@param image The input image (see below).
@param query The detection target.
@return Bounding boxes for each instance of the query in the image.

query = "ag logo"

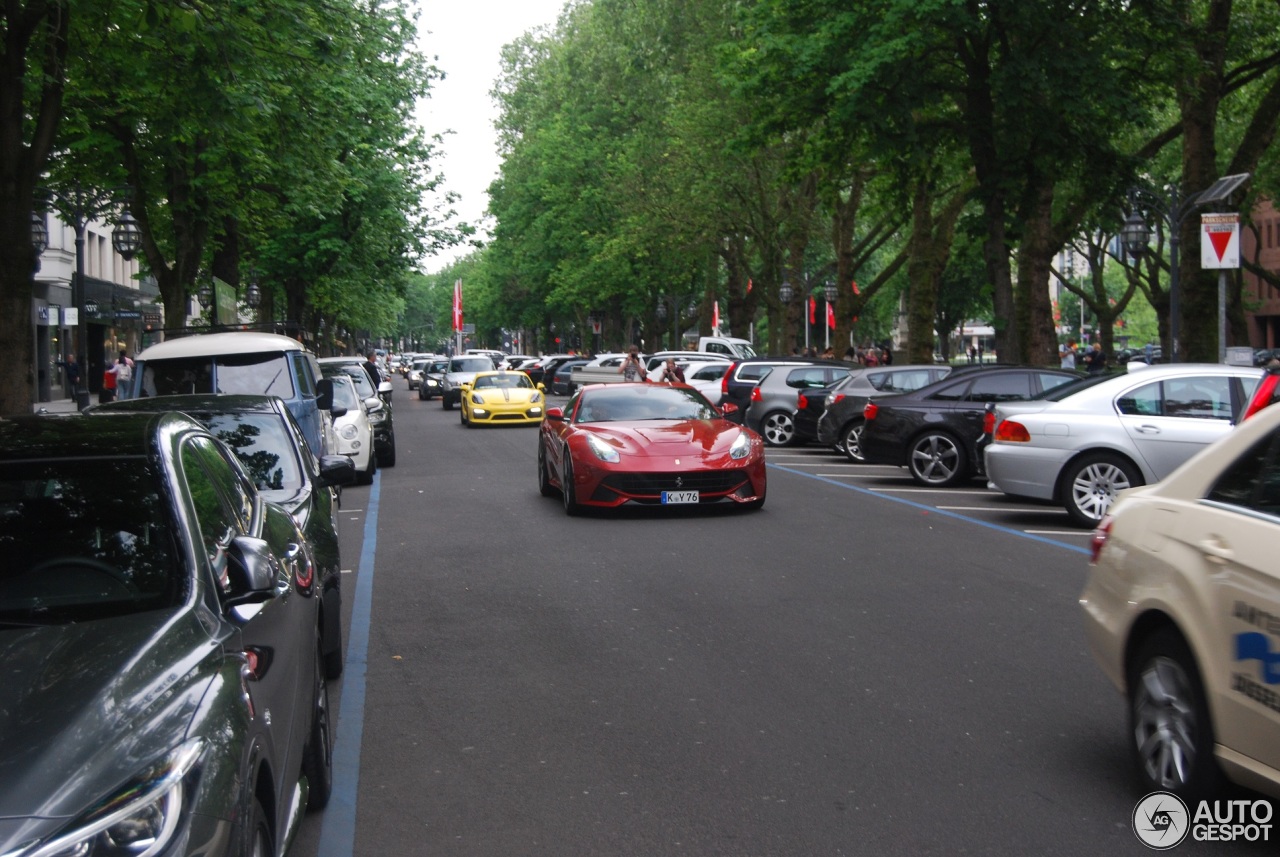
[1133,791,1190,849]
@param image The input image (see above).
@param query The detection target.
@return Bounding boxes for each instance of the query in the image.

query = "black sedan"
[859,366,1080,486]
[0,412,336,857]
[89,394,355,677]
[816,364,954,462]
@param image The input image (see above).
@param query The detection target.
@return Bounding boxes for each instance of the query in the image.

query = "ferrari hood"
[583,419,745,456]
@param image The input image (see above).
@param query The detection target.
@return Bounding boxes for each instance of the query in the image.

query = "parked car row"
[769,357,1273,530]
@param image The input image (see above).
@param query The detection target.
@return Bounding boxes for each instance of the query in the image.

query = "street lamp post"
[34,185,141,409]
[1122,174,1251,364]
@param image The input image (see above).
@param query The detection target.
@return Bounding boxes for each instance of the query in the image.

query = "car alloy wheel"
[840,419,865,463]
[908,431,966,487]
[302,635,334,811]
[761,411,796,447]
[1063,453,1139,528]
[1127,629,1221,800]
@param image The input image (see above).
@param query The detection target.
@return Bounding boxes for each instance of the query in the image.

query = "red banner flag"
[712,300,720,330]
[851,280,860,296]
[452,279,463,332]
[826,301,836,329]
[808,297,816,324]
[746,278,753,294]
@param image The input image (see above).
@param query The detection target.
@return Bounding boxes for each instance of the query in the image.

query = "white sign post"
[1201,213,1241,363]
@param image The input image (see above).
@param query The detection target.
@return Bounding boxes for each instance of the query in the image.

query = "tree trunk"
[1014,182,1058,366]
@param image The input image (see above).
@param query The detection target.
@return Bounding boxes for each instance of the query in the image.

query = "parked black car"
[816,364,955,462]
[859,365,1081,486]
[89,393,356,677]
[0,412,336,857]
[320,361,396,466]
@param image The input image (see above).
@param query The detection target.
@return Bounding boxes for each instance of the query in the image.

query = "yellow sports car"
[459,371,546,427]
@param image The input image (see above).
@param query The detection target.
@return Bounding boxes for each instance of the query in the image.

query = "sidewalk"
[32,398,83,414]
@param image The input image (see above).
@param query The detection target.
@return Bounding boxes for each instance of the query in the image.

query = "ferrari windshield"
[576,385,718,423]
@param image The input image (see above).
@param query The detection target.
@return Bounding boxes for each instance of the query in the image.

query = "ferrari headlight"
[338,424,358,440]
[586,434,620,463]
[729,431,752,460]
[28,738,204,857]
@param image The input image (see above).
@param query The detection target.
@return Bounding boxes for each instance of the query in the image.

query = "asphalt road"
[292,388,1272,856]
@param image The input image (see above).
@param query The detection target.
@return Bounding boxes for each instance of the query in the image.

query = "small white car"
[329,374,376,483]
[1081,400,1280,800]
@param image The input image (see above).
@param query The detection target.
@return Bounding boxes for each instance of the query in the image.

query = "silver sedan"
[984,363,1262,527]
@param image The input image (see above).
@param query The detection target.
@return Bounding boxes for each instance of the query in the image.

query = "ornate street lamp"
[778,281,794,304]
[245,277,262,309]
[111,209,142,260]
[197,279,213,310]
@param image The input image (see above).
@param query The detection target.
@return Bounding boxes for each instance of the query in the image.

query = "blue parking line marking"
[768,463,1092,557]
[318,472,380,856]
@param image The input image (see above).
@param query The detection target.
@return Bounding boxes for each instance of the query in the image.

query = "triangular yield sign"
[1208,230,1233,262]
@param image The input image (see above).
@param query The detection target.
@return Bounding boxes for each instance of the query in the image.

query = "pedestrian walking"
[111,352,134,400]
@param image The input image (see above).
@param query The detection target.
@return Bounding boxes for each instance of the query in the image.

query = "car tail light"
[863,401,878,420]
[1243,371,1280,420]
[750,385,763,403]
[982,409,996,435]
[994,419,1030,442]
[831,394,845,405]
[1089,515,1113,564]
[722,364,736,397]
[797,393,809,410]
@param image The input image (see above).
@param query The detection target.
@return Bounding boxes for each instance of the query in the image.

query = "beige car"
[1081,399,1280,800]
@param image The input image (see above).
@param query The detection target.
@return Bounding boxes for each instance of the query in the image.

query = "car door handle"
[1198,537,1234,564]
[1134,425,1162,434]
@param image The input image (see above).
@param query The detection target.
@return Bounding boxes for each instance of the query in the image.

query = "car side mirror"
[545,407,565,421]
[378,380,393,402]
[315,377,335,411]
[364,397,384,414]
[537,382,546,392]
[720,402,739,416]
[460,382,473,392]
[330,406,348,419]
[224,535,280,609]
[319,454,357,487]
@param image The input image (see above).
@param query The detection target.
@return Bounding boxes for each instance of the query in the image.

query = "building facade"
[1242,198,1280,351]
[31,212,160,404]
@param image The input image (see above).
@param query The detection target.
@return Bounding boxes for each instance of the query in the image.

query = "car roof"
[136,331,308,360]
[1,412,200,459]
[87,393,287,416]
[318,356,367,364]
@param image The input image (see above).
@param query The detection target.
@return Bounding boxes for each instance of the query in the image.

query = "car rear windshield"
[0,458,181,623]
[141,352,295,398]
[451,358,493,372]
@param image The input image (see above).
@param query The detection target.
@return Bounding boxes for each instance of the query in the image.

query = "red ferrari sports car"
[537,382,767,514]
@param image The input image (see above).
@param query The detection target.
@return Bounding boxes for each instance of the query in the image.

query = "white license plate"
[662,490,699,504]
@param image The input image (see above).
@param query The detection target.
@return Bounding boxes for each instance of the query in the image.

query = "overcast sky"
[415,0,567,271]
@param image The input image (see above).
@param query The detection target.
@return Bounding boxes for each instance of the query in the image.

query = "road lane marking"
[935,505,1066,513]
[768,462,1090,556]
[318,472,379,856]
